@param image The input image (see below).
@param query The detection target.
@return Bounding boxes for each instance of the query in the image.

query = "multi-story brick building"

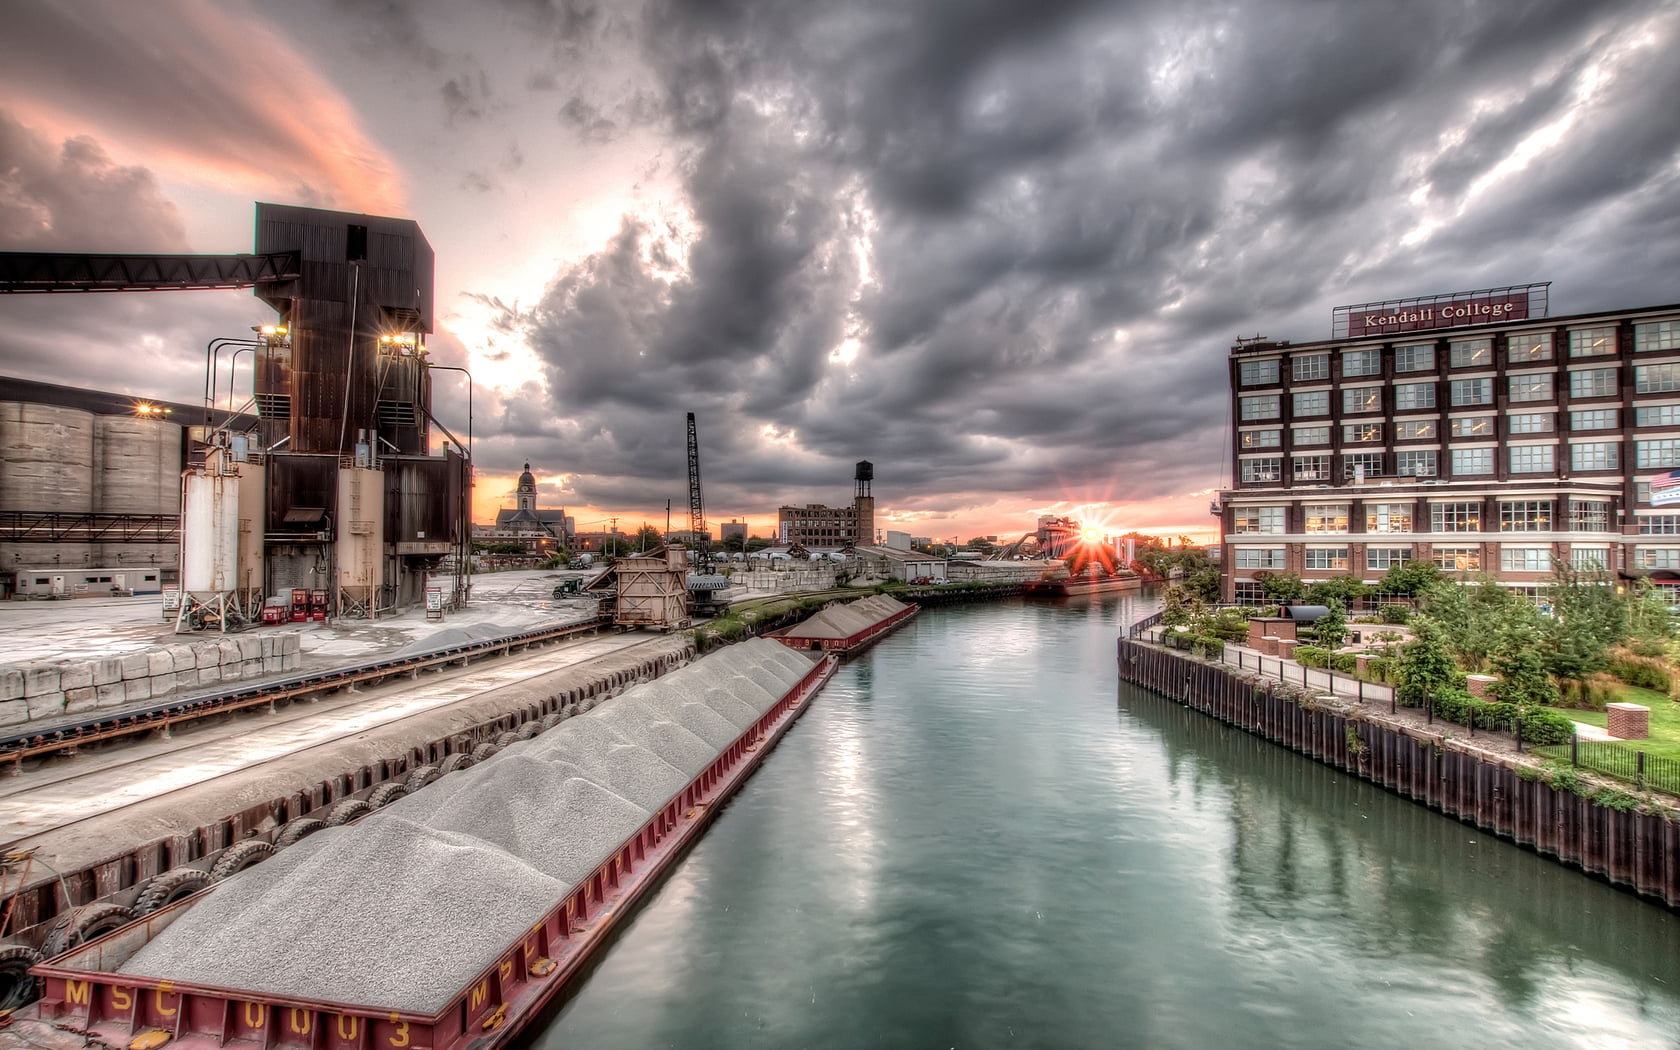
[777,461,876,547]
[1220,284,1680,603]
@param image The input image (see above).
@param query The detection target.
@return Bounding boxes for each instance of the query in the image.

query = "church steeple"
[516,462,536,512]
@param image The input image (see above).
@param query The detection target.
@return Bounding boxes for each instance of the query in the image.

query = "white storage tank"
[181,471,240,594]
[336,467,385,614]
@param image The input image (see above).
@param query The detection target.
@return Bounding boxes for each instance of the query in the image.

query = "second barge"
[17,638,835,1050]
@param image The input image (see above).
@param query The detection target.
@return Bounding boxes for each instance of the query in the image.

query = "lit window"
[1507,332,1553,362]
[1395,420,1436,440]
[1232,507,1286,534]
[1433,547,1481,571]
[1509,373,1553,402]
[1499,500,1553,532]
[1569,326,1617,357]
[1366,503,1413,533]
[1431,503,1481,532]
[1450,415,1494,437]
[1449,338,1491,368]
[1241,429,1281,449]
[1343,422,1383,443]
[1303,505,1349,532]
[1343,386,1382,413]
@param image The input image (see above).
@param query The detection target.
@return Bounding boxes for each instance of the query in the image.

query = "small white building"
[16,567,165,597]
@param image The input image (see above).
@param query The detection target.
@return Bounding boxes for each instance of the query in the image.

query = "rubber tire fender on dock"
[210,840,275,881]
[469,742,500,763]
[516,720,543,740]
[495,730,523,747]
[40,902,137,959]
[325,799,373,827]
[274,817,328,851]
[0,941,43,1010]
[133,868,213,915]
[439,752,477,775]
[365,782,408,808]
[405,764,441,792]
[540,712,565,731]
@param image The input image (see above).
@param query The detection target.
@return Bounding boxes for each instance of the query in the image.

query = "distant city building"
[885,530,912,550]
[778,461,876,547]
[720,520,748,543]
[1221,284,1680,603]
[488,462,569,553]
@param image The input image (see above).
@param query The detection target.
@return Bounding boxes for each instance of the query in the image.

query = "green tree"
[1310,600,1347,648]
[1422,572,1534,671]
[1379,560,1446,597]
[1306,574,1368,608]
[1544,560,1625,680]
[1395,617,1465,706]
[746,536,773,552]
[1488,630,1560,707]
[633,524,664,552]
[1255,570,1306,604]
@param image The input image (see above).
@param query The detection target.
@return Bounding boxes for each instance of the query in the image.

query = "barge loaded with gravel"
[768,593,917,654]
[18,638,834,1050]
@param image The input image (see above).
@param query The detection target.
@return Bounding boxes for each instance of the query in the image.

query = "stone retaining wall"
[0,633,303,728]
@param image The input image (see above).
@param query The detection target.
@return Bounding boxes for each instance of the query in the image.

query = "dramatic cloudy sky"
[4,0,1679,542]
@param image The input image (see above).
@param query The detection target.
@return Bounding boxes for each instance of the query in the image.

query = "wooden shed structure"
[586,546,692,631]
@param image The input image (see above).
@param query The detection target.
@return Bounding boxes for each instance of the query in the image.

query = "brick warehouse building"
[1219,284,1680,604]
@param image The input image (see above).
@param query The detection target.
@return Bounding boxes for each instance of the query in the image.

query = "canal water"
[528,597,1680,1049]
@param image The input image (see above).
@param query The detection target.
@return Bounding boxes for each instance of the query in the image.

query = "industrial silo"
[94,413,183,569]
[0,401,99,577]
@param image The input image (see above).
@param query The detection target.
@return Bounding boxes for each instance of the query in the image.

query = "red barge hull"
[19,655,838,1050]
[1023,575,1142,598]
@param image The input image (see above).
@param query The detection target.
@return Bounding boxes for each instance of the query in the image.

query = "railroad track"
[0,615,615,770]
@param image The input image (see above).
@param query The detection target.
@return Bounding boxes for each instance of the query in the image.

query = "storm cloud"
[3,0,1678,537]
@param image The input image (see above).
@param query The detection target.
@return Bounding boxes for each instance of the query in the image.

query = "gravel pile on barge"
[119,639,815,1012]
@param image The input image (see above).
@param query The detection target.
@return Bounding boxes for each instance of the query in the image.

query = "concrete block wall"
[0,632,303,728]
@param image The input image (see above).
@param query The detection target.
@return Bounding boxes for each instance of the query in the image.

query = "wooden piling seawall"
[1117,638,1680,909]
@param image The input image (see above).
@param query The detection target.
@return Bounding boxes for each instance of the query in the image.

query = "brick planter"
[1607,702,1650,741]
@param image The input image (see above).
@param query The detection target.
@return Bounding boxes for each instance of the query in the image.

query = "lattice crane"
[686,412,713,573]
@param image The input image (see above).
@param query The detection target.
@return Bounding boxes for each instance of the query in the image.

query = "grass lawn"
[1563,684,1680,761]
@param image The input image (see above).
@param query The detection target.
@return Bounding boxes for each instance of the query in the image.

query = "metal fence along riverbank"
[1117,637,1680,908]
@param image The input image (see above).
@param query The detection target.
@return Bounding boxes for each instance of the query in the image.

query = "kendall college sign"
[1331,284,1547,340]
